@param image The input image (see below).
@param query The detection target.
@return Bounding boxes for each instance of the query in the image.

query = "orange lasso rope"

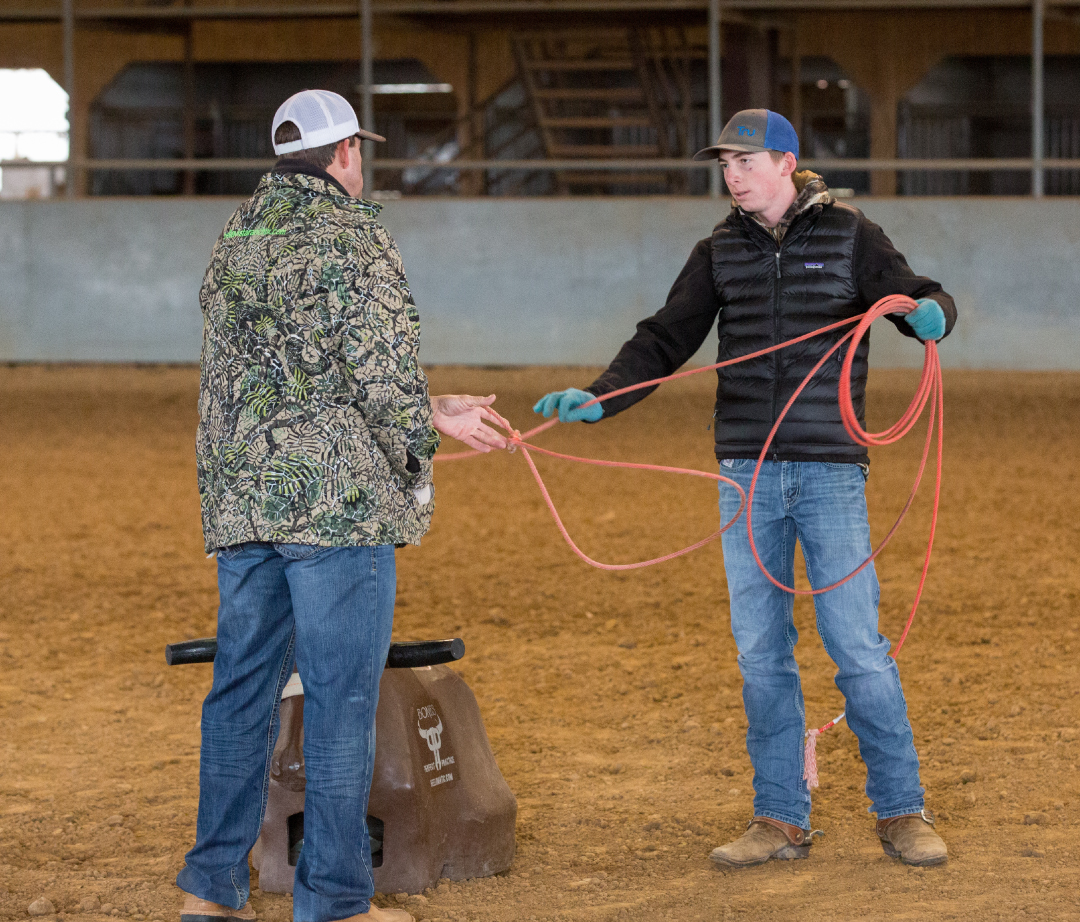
[436,295,943,765]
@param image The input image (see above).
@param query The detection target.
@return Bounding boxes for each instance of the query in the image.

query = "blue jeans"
[176,542,396,922]
[718,460,924,829]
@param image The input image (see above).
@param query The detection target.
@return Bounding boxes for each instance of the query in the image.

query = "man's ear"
[334,137,352,170]
[780,152,798,178]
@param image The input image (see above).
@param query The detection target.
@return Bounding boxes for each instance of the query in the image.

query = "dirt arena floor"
[1,363,1078,922]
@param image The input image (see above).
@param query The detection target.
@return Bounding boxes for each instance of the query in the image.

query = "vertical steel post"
[466,31,482,195]
[708,0,722,197]
[182,17,196,195]
[361,0,375,196]
[791,46,802,139]
[62,0,75,197]
[1032,0,1045,198]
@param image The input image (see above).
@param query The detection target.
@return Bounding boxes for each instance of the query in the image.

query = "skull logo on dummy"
[417,705,445,770]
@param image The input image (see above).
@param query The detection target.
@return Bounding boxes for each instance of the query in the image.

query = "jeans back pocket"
[274,543,326,561]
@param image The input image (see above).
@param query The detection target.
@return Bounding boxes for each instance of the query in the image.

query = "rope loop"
[434,295,945,736]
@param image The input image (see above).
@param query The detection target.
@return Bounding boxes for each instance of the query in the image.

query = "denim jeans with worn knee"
[176,542,396,922]
[718,460,924,829]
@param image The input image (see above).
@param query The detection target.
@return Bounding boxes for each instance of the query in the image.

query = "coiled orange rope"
[437,294,944,774]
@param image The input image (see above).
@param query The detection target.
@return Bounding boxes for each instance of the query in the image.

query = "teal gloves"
[533,388,604,423]
[905,298,946,342]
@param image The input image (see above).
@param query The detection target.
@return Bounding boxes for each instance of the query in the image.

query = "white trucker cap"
[271,89,385,155]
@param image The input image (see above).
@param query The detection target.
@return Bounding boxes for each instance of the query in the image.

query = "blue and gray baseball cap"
[692,108,799,161]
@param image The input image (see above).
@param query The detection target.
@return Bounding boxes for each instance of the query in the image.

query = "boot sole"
[709,843,811,868]
[879,839,948,867]
[181,915,255,922]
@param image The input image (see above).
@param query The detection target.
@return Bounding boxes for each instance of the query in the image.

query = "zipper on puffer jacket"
[771,246,782,461]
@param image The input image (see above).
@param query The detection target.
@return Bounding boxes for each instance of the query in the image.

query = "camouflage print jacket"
[196,168,439,552]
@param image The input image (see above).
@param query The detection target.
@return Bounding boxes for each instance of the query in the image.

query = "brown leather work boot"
[709,816,816,868]
[180,895,256,922]
[334,906,415,922]
[876,811,948,867]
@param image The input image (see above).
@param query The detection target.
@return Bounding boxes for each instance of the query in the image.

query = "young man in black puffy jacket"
[535,109,955,869]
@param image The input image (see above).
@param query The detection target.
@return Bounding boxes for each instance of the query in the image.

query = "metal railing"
[2,0,1080,15]
[4,157,1080,171]
[3,0,1078,197]
[4,155,1080,201]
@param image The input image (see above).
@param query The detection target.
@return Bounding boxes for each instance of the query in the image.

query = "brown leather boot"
[876,811,948,867]
[180,895,256,922]
[709,816,816,868]
[334,906,415,922]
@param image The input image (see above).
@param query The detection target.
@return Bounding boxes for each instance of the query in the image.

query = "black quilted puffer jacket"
[586,195,956,465]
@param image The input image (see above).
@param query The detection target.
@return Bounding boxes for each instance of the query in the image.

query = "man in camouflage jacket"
[178,91,508,922]
[195,152,438,549]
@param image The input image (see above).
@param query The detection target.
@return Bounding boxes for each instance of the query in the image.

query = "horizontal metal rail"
[3,0,1080,19]
[5,157,1080,171]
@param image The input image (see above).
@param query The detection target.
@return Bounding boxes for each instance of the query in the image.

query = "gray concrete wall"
[1,196,1077,368]
[0,199,237,363]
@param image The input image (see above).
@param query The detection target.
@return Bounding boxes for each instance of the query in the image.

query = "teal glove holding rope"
[533,388,604,423]
[905,298,946,342]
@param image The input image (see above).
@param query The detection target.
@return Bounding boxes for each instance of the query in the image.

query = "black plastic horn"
[387,638,465,669]
[165,637,465,669]
[165,637,219,666]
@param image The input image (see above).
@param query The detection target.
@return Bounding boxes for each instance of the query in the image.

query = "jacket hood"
[738,170,833,243]
[791,170,833,211]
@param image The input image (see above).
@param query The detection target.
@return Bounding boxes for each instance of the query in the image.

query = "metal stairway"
[511,27,707,194]
[400,27,708,196]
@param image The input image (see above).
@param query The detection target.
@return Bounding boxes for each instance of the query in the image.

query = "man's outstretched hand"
[532,388,603,423]
[432,394,515,452]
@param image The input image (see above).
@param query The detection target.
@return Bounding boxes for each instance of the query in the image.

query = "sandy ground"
[0,364,1078,922]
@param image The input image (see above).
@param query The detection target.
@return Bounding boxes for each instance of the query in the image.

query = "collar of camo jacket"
[743,170,834,244]
[195,168,439,553]
[272,158,352,199]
